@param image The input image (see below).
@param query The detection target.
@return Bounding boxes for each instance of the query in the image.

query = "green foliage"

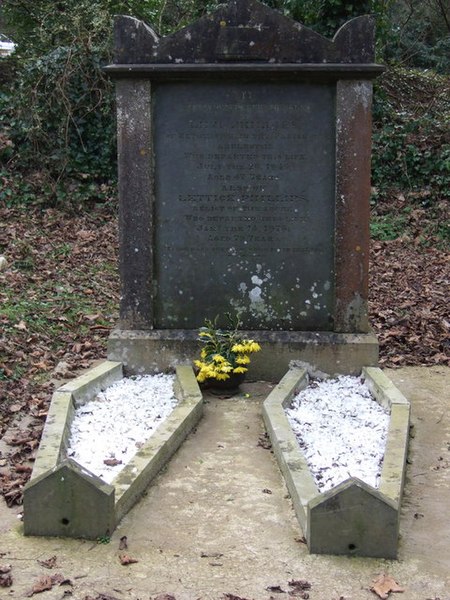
[0,0,221,206]
[1,0,449,209]
[266,0,393,53]
[383,0,450,73]
[370,213,408,240]
[372,68,450,202]
[1,1,116,205]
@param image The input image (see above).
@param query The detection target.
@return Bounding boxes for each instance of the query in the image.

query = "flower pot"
[204,372,246,395]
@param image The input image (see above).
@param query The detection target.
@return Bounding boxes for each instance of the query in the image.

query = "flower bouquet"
[194,314,261,391]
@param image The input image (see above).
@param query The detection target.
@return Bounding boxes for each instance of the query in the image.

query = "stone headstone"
[106,0,383,378]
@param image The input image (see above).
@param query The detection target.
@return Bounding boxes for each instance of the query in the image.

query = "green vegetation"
[0,0,449,244]
[370,66,449,245]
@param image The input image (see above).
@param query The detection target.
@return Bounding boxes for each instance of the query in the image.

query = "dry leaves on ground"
[288,578,312,598]
[118,554,138,565]
[118,535,128,550]
[37,555,57,569]
[0,564,12,587]
[371,574,405,599]
[84,594,120,600]
[370,239,449,367]
[26,573,69,596]
[0,204,119,506]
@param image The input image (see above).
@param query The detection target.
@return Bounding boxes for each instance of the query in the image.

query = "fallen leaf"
[16,464,32,473]
[118,554,138,565]
[371,574,405,599]
[104,458,122,467]
[0,363,13,377]
[27,575,53,596]
[118,536,128,550]
[289,579,311,591]
[27,573,66,596]
[257,433,272,449]
[0,565,11,574]
[83,595,120,600]
[294,536,307,544]
[37,555,57,569]
[266,584,286,593]
[84,314,101,321]
[0,573,13,587]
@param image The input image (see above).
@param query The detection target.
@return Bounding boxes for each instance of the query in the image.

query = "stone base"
[107,329,379,380]
[23,362,203,539]
[262,366,410,559]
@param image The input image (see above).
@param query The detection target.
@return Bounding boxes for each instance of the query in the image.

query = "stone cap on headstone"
[112,0,377,66]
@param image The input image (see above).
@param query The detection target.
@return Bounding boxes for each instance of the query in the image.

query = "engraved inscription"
[154,82,336,330]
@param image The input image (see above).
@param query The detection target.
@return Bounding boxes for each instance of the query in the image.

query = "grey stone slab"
[153,82,335,331]
[107,328,379,379]
[30,391,74,480]
[113,1,377,65]
[116,79,154,330]
[307,477,399,558]
[114,365,203,522]
[263,368,316,532]
[23,460,115,540]
[58,360,123,406]
[362,367,410,504]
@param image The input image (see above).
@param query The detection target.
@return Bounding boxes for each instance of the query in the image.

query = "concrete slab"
[1,366,449,599]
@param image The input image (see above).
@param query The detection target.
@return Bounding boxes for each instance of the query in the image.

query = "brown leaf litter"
[371,573,405,599]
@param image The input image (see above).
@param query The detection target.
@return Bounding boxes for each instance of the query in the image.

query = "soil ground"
[0,365,449,600]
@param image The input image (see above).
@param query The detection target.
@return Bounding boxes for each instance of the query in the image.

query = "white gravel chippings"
[285,375,390,492]
[67,373,177,483]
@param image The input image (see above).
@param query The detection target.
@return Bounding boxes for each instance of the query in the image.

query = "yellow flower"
[215,372,230,381]
[241,340,260,353]
[212,353,226,363]
[205,365,217,378]
[231,343,245,353]
[233,366,248,374]
[199,331,211,338]
[236,354,250,365]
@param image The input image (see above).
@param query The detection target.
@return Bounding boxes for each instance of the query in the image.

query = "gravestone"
[106,0,383,378]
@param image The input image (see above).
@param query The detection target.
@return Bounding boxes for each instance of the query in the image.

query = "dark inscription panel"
[154,82,335,330]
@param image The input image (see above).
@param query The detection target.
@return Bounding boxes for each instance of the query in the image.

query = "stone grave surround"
[106,0,384,379]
